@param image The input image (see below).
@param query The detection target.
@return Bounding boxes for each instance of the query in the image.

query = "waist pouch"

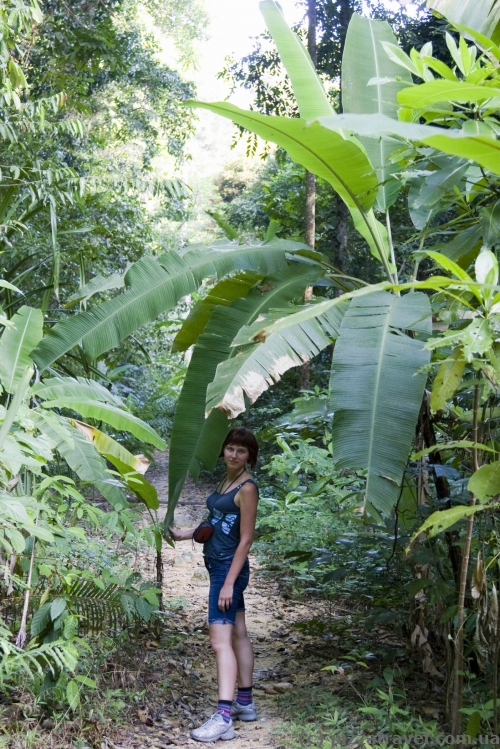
[193,520,213,543]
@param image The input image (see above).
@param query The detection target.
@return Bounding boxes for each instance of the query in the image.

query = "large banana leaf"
[33,376,125,408]
[259,0,334,119]
[167,303,248,522]
[40,399,166,449]
[32,241,302,370]
[329,291,432,517]
[0,306,42,394]
[235,282,390,343]
[407,155,469,230]
[427,0,500,41]
[342,14,412,211]
[206,300,348,419]
[190,109,378,215]
[166,266,321,525]
[102,455,158,511]
[316,113,500,178]
[172,271,263,353]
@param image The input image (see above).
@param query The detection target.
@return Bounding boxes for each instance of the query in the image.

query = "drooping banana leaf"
[235,282,390,343]
[206,300,348,419]
[38,415,128,509]
[33,376,125,408]
[198,111,377,212]
[430,225,482,267]
[342,14,412,211]
[166,265,321,529]
[32,241,303,370]
[329,291,432,517]
[426,0,500,42]
[188,101,391,270]
[0,306,42,394]
[407,155,469,230]
[190,4,395,273]
[40,399,166,449]
[102,455,159,511]
[71,420,148,473]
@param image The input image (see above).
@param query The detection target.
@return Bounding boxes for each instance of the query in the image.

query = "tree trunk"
[451,384,480,740]
[305,170,315,249]
[335,196,348,273]
[418,395,461,587]
[156,548,164,612]
[331,1,352,278]
[300,0,317,392]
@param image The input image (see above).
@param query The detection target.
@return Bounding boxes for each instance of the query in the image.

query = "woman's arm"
[218,482,258,611]
[168,525,197,541]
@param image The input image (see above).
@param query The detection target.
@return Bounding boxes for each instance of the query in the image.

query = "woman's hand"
[218,582,234,612]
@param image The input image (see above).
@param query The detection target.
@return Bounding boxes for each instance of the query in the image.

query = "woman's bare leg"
[232,611,254,687]
[209,623,237,701]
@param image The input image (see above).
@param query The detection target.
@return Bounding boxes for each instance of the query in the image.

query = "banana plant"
[170,1,434,520]
[341,14,412,216]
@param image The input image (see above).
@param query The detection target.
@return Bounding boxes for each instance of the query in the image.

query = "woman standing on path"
[168,427,260,743]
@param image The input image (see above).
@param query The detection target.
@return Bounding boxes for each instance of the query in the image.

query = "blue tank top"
[203,479,259,560]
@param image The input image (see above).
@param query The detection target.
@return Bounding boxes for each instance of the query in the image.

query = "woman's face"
[224,443,250,471]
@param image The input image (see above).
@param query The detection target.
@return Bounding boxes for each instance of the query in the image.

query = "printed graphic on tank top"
[203,479,258,560]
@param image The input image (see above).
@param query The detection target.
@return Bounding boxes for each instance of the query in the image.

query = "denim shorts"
[204,556,250,625]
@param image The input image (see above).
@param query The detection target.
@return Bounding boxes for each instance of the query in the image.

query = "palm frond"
[64,579,124,634]
[1,638,78,681]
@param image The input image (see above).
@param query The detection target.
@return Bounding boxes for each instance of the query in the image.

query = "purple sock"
[217,700,232,723]
[237,686,253,705]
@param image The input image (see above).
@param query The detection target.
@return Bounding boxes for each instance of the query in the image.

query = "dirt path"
[109,451,319,749]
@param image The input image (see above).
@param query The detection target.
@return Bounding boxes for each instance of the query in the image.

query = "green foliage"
[254,427,409,609]
[0,0,198,320]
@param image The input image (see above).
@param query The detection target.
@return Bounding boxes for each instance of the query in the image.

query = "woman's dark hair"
[220,427,259,468]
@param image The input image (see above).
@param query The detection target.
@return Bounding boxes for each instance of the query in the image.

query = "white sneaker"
[190,712,235,742]
[230,701,258,721]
